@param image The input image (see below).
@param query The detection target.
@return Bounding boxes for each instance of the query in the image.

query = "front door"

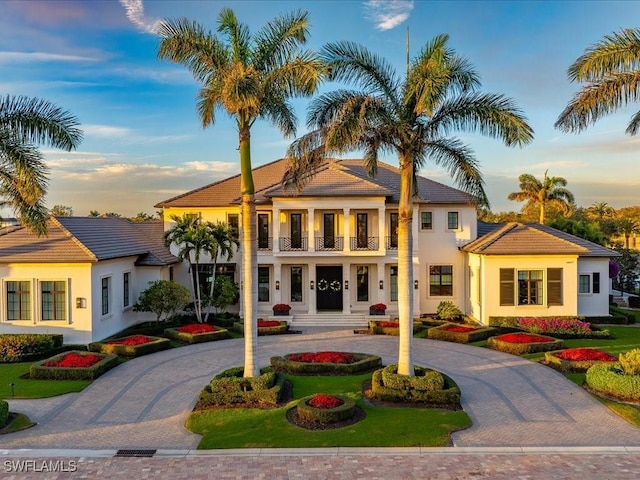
[316,266,343,311]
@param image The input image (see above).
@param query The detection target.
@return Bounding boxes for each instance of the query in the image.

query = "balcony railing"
[350,236,379,251]
[315,236,344,251]
[257,237,272,251]
[386,236,398,250]
[279,236,308,251]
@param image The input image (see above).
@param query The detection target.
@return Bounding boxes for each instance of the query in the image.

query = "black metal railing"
[315,236,344,251]
[386,236,398,250]
[279,236,308,251]
[350,236,379,250]
[257,237,272,251]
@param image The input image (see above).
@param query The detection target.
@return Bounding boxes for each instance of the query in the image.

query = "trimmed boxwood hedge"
[270,352,382,375]
[197,366,285,408]
[88,335,170,357]
[487,335,563,355]
[0,399,8,427]
[586,363,640,403]
[368,321,424,336]
[544,349,617,373]
[30,351,118,380]
[234,321,289,336]
[163,326,229,344]
[296,394,356,425]
[0,334,64,363]
[371,365,461,408]
[427,324,496,343]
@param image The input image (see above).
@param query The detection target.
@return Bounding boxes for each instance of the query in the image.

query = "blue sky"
[1,0,640,216]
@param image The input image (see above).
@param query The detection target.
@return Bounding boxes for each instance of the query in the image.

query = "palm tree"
[0,95,82,235]
[203,221,239,323]
[157,8,324,377]
[617,217,639,249]
[556,28,640,134]
[507,170,574,224]
[586,201,616,222]
[284,35,533,376]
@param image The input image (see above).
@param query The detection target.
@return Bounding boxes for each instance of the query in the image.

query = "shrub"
[586,363,640,402]
[30,351,118,380]
[0,334,64,363]
[0,400,8,428]
[544,348,617,372]
[629,296,640,309]
[380,364,444,391]
[487,333,563,355]
[271,352,381,375]
[368,320,423,336]
[234,320,289,336]
[164,325,229,344]
[619,349,640,376]
[272,303,291,313]
[88,335,170,357]
[296,394,356,425]
[427,323,496,343]
[436,301,463,321]
[133,280,191,321]
[196,366,284,408]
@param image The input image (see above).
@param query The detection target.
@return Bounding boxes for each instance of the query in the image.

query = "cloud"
[119,0,161,34]
[364,0,414,31]
[0,51,96,63]
[80,124,193,145]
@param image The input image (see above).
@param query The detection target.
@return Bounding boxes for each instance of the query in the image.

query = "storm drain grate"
[114,449,157,457]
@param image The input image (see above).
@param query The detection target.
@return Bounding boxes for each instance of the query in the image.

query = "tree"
[50,204,73,216]
[158,8,324,377]
[89,210,100,217]
[586,202,616,222]
[284,35,533,376]
[210,275,240,315]
[556,28,640,135]
[612,246,639,295]
[203,221,238,323]
[547,217,608,246]
[0,95,82,234]
[617,217,639,249]
[130,211,157,222]
[134,280,191,322]
[507,171,574,224]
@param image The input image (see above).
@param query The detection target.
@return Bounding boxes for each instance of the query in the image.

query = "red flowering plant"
[45,352,102,368]
[259,320,283,328]
[439,325,478,333]
[307,394,344,409]
[106,335,154,346]
[370,303,387,312]
[554,348,616,362]
[287,351,356,364]
[376,321,399,328]
[272,303,291,313]
[498,333,556,344]
[177,324,217,334]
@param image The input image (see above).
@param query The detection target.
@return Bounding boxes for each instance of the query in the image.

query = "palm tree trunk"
[539,203,545,224]
[239,126,259,378]
[397,154,415,376]
[194,258,203,323]
[204,247,218,323]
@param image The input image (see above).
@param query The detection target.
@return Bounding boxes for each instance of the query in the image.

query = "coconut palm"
[556,28,640,134]
[507,171,574,224]
[586,201,616,222]
[203,221,239,323]
[0,95,82,235]
[284,35,533,376]
[157,8,324,376]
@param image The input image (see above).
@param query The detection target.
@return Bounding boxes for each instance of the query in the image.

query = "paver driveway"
[5,328,640,449]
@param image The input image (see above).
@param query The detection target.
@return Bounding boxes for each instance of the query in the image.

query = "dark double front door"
[316,266,343,311]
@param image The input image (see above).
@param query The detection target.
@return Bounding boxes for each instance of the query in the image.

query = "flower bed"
[30,350,118,380]
[88,335,170,357]
[516,317,610,339]
[369,320,424,336]
[196,366,285,408]
[427,323,496,344]
[544,348,617,372]
[271,351,382,375]
[487,332,563,355]
[234,320,289,336]
[295,393,356,426]
[164,323,229,344]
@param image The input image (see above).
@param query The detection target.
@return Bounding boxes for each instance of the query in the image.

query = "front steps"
[288,313,368,328]
[613,296,629,308]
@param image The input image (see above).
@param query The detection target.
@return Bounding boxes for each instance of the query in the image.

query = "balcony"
[315,236,344,251]
[279,236,308,251]
[386,236,398,250]
[257,237,272,251]
[350,236,379,251]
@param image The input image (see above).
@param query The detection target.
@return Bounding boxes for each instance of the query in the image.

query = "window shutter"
[593,272,600,294]
[547,268,563,306]
[499,268,514,306]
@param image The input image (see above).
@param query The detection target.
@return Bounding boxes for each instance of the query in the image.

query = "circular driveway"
[5,329,640,450]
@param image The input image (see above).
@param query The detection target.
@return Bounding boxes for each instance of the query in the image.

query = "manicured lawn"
[186,372,471,449]
[0,362,91,399]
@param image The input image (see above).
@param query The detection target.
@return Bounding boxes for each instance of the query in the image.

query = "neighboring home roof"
[462,222,619,257]
[155,158,476,208]
[0,217,178,265]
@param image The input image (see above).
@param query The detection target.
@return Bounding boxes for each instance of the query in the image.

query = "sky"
[1,0,640,217]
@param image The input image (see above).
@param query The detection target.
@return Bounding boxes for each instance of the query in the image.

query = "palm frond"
[264,51,326,98]
[284,130,329,191]
[253,10,310,71]
[217,8,251,64]
[260,96,297,138]
[626,108,640,135]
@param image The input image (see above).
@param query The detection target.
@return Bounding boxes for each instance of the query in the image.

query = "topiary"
[619,349,640,376]
[436,301,463,321]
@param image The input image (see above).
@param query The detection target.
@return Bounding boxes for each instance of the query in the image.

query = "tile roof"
[462,222,619,257]
[0,217,178,265]
[155,158,476,207]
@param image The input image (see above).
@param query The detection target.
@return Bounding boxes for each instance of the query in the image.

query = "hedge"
[270,352,382,375]
[487,335,563,355]
[371,365,461,408]
[427,324,496,343]
[163,327,229,344]
[30,351,118,380]
[368,321,424,336]
[0,334,64,363]
[88,335,170,357]
[586,363,640,403]
[0,400,8,428]
[234,321,289,336]
[296,394,356,425]
[197,366,284,408]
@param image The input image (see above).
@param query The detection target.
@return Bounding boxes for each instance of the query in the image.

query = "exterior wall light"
[414,280,419,289]
[310,280,314,290]
[275,280,280,290]
[344,280,349,290]
[379,280,384,290]
[75,297,86,308]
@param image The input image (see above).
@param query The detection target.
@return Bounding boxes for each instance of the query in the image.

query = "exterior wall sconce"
[344,280,349,290]
[379,280,384,290]
[310,280,315,290]
[275,280,280,290]
[75,297,86,309]
[414,280,419,289]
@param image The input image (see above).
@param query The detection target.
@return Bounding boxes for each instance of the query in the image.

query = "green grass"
[0,362,91,399]
[186,372,471,449]
[0,413,35,434]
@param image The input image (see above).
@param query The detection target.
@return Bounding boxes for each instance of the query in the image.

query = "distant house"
[0,217,178,343]
[156,158,619,327]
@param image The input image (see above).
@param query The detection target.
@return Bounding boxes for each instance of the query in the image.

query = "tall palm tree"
[617,217,639,249]
[556,28,640,134]
[507,170,574,224]
[0,95,82,235]
[586,201,616,222]
[284,35,533,376]
[157,8,324,376]
[203,221,239,323]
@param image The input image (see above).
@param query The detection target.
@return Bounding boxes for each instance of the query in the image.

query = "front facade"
[157,158,618,325]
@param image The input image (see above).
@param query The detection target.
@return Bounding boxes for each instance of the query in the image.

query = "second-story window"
[447,212,459,230]
[290,213,302,249]
[421,211,433,230]
[258,214,269,249]
[324,213,335,249]
[227,213,239,241]
[389,213,398,248]
[357,213,368,248]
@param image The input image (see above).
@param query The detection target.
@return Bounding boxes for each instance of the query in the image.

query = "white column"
[308,263,317,314]
[377,261,386,304]
[412,257,420,316]
[343,263,351,314]
[343,208,350,252]
[378,205,386,253]
[272,207,280,253]
[412,209,420,254]
[308,208,315,252]
[274,263,282,305]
